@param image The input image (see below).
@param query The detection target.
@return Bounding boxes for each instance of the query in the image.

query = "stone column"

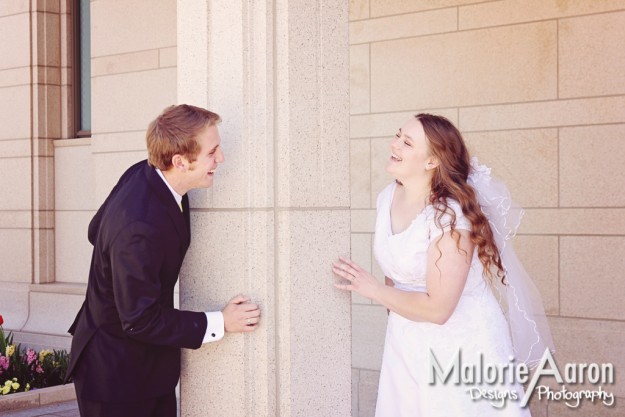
[177,1,351,416]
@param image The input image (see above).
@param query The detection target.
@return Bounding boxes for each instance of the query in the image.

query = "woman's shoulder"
[429,198,464,217]
[427,198,471,232]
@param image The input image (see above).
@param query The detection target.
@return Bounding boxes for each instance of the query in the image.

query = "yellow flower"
[11,382,19,390]
[5,345,15,357]
[3,380,11,386]
[39,349,52,362]
[25,383,30,392]
[1,385,9,395]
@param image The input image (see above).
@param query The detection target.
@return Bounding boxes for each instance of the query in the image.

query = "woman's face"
[385,118,432,182]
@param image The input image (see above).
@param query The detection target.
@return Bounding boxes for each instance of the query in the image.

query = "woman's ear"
[425,157,440,171]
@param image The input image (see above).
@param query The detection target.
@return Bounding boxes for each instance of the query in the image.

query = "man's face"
[183,124,225,190]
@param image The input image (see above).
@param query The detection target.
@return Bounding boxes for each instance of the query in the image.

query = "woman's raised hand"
[332,256,382,301]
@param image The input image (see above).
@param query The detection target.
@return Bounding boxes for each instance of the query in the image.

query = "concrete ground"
[0,400,79,417]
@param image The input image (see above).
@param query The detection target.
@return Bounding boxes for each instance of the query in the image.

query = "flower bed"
[0,314,71,397]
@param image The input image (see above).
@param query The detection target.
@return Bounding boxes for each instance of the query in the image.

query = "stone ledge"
[0,383,75,413]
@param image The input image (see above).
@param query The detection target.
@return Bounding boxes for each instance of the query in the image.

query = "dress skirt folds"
[373,182,531,417]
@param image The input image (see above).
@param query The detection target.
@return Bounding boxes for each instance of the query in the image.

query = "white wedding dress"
[373,182,531,417]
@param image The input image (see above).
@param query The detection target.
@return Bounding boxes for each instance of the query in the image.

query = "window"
[74,0,91,137]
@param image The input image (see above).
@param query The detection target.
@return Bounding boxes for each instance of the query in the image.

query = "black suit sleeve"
[110,221,207,349]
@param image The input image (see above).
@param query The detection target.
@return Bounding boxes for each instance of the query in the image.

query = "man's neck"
[161,169,188,196]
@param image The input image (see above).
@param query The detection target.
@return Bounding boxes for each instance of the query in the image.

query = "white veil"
[467,157,555,367]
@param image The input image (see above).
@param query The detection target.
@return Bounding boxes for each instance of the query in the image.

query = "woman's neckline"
[388,181,431,236]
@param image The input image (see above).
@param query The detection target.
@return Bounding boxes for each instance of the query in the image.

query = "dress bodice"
[373,182,485,293]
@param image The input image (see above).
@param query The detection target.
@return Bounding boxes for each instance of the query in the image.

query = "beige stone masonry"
[371,21,557,111]
[560,237,625,321]
[459,95,625,132]
[520,208,625,235]
[350,7,457,44]
[560,124,625,207]
[459,0,625,30]
[370,0,486,18]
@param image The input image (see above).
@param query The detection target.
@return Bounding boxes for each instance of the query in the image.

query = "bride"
[333,114,553,416]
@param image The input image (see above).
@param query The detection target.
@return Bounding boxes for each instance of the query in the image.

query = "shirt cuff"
[202,311,225,343]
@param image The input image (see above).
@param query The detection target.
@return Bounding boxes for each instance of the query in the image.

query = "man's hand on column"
[222,295,261,333]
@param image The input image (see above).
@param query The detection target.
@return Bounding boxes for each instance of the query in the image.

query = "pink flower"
[0,355,8,371]
[26,348,37,365]
[36,365,43,374]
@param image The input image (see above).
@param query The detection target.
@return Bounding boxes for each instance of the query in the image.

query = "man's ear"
[171,154,186,171]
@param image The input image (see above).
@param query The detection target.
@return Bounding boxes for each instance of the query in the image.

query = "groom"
[66,104,261,417]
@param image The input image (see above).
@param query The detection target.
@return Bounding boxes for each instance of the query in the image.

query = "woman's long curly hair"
[416,113,505,283]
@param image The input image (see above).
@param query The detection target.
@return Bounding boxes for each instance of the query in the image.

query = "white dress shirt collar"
[155,168,183,208]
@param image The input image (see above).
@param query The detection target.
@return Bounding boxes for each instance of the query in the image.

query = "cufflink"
[211,333,216,337]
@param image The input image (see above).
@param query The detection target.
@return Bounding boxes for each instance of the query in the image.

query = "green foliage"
[0,318,71,395]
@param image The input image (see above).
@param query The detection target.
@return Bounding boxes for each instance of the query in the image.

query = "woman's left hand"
[332,256,382,301]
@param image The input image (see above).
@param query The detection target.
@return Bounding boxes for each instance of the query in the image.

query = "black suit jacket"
[66,160,207,402]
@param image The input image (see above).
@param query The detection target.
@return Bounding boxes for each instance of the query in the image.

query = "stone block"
[0,13,30,69]
[350,7,456,44]
[0,85,31,140]
[549,316,625,398]
[520,208,625,236]
[21,291,84,335]
[560,236,625,320]
[180,210,274,417]
[460,96,625,132]
[352,368,360,415]
[560,11,625,98]
[0,157,31,210]
[276,209,351,416]
[0,139,30,158]
[370,137,393,207]
[0,283,29,328]
[371,22,556,111]
[91,132,144,154]
[91,0,176,57]
[352,304,387,370]
[351,233,372,304]
[351,209,376,233]
[33,84,61,139]
[39,384,77,405]
[35,11,61,67]
[159,46,177,68]
[349,0,369,20]
[513,236,559,316]
[460,0,625,30]
[0,67,30,88]
[54,140,95,210]
[351,139,371,208]
[55,211,94,284]
[92,49,159,77]
[350,109,458,139]
[370,0,485,17]
[93,151,147,206]
[560,124,625,207]
[0,0,29,17]
[350,44,370,114]
[91,68,176,134]
[463,129,558,207]
[0,211,30,229]
[358,369,380,417]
